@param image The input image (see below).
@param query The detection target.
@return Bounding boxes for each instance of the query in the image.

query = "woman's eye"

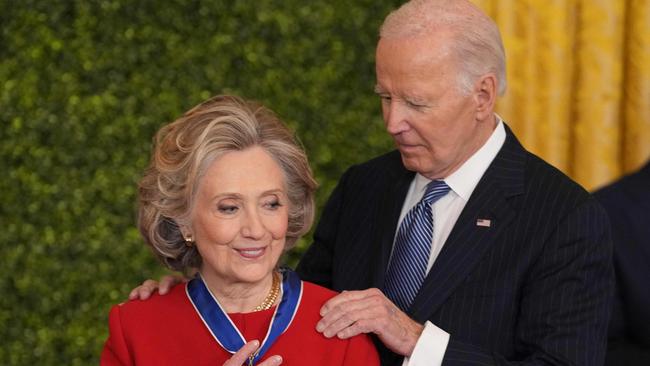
[264,200,282,210]
[217,205,238,214]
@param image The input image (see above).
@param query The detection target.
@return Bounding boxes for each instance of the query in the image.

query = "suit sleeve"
[296,167,353,288]
[100,305,133,366]
[342,333,381,365]
[442,198,614,365]
[602,274,650,363]
[600,200,650,365]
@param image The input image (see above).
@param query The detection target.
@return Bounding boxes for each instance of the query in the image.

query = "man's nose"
[384,102,409,135]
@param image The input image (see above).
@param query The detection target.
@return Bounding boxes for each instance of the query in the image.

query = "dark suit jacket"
[297,125,613,366]
[594,161,650,365]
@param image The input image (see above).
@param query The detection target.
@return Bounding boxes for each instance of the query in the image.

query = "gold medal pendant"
[248,350,259,366]
[186,270,302,366]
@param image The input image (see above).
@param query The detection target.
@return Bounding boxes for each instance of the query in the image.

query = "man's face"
[375,33,493,179]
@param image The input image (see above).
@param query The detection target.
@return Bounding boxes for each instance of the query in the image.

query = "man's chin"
[399,154,421,173]
[399,154,441,178]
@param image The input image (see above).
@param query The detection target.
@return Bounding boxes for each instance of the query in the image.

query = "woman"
[101,95,379,365]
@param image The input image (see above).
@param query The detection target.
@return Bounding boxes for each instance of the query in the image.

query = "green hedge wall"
[0,0,401,364]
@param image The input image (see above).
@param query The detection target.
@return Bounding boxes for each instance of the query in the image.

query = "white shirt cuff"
[402,321,449,366]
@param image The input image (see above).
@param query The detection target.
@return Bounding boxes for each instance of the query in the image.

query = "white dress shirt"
[400,118,506,366]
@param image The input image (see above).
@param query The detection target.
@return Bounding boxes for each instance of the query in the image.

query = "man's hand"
[316,288,424,356]
[128,275,185,300]
[223,340,282,366]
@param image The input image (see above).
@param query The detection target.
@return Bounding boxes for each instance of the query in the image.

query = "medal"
[248,349,259,366]
[187,269,302,365]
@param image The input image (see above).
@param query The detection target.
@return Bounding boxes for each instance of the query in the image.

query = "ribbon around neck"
[186,269,302,364]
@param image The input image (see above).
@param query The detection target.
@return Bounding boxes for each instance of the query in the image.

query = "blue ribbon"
[186,269,302,364]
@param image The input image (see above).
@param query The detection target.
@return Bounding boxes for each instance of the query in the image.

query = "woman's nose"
[241,209,265,239]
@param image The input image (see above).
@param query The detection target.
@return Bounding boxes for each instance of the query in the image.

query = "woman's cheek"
[268,211,289,239]
[196,217,239,246]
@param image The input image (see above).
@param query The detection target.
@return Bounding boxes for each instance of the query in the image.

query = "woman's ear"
[179,225,195,247]
[473,73,497,121]
[178,223,192,241]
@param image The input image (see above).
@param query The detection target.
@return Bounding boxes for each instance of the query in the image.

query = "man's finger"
[320,311,357,338]
[158,275,184,295]
[337,318,371,339]
[128,287,149,300]
[128,279,160,300]
[317,296,379,335]
[320,288,383,316]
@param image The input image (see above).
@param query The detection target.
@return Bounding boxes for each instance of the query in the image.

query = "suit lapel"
[409,125,527,322]
[371,153,414,289]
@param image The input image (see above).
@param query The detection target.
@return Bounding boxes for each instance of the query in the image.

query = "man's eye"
[406,100,425,109]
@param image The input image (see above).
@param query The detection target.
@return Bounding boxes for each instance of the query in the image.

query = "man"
[294,0,612,364]
[134,1,613,365]
[594,160,650,366]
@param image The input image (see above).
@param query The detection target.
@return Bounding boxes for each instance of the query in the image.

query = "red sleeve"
[343,333,380,365]
[100,305,133,366]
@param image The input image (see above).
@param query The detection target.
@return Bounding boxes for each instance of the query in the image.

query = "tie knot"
[422,180,450,205]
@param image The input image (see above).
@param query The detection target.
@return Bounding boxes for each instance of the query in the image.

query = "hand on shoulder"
[128,274,186,300]
[316,288,424,356]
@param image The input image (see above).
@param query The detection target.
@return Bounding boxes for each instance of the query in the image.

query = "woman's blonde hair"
[138,95,317,273]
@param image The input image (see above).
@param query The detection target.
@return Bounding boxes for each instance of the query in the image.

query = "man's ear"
[473,73,497,121]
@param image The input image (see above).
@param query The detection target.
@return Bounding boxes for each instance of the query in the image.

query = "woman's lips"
[235,247,266,259]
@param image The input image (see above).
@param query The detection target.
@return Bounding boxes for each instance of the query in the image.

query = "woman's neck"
[200,271,275,313]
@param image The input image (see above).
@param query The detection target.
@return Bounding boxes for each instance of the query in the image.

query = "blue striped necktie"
[384,180,451,312]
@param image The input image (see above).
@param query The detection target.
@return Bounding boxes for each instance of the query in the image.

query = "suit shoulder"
[594,166,650,220]
[345,150,404,176]
[595,165,650,201]
[524,152,591,202]
[508,151,610,225]
[337,150,409,190]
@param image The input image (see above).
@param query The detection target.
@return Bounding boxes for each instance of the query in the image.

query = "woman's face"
[189,146,289,287]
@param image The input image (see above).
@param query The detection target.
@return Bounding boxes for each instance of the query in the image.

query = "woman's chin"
[229,263,276,284]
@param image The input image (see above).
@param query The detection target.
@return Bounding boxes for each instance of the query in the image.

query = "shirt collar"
[413,116,506,201]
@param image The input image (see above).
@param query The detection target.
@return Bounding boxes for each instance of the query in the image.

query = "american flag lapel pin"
[476,218,491,227]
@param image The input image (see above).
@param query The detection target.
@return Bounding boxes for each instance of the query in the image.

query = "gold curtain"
[474,0,650,190]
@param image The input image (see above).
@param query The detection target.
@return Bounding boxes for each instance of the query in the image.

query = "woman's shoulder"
[109,282,190,322]
[299,280,339,306]
[103,282,222,363]
[287,280,381,365]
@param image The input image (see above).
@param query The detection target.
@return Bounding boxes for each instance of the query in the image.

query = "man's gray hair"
[380,0,507,96]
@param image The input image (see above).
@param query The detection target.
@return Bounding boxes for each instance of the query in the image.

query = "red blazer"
[101,280,379,365]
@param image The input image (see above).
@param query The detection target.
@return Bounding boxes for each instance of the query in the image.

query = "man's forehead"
[375,36,456,77]
[377,32,455,60]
